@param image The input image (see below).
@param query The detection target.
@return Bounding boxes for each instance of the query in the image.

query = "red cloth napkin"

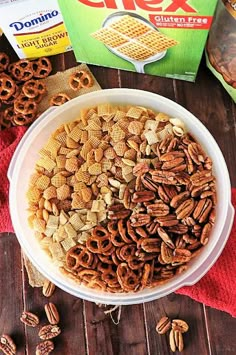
[0,126,235,317]
[0,126,27,233]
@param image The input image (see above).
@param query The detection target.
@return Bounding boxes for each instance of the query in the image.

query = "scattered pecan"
[172,319,189,333]
[156,316,172,334]
[20,310,39,327]
[169,329,184,352]
[44,303,60,325]
[42,280,56,298]
[36,340,54,355]
[38,324,61,340]
[0,335,16,355]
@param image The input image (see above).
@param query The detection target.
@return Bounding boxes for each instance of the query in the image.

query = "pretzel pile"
[0,52,95,130]
[0,53,51,129]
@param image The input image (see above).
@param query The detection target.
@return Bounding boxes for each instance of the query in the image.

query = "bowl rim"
[8,88,233,304]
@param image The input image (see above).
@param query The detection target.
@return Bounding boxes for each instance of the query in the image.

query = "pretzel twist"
[69,70,93,91]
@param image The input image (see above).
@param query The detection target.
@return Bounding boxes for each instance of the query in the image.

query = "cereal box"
[58,0,218,81]
[0,0,72,59]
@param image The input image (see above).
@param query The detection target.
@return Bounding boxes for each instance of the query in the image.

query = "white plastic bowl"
[8,89,234,305]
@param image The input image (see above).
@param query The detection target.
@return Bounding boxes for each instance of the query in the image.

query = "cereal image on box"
[91,14,179,70]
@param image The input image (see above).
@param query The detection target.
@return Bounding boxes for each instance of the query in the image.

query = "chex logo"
[9,10,59,31]
[78,0,197,12]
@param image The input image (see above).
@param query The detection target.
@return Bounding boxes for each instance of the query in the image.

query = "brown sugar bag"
[206,0,236,102]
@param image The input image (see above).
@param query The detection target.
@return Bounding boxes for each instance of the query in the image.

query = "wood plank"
[22,261,87,355]
[0,234,25,354]
[119,71,176,99]
[205,306,236,355]
[143,294,210,355]
[91,65,120,89]
[84,302,148,355]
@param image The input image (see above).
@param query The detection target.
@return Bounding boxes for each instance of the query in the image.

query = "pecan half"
[108,209,131,220]
[141,238,161,253]
[151,170,177,185]
[20,311,39,327]
[162,157,185,170]
[157,227,175,249]
[141,174,159,191]
[183,148,194,174]
[42,280,56,298]
[130,213,151,227]
[188,142,206,165]
[146,220,160,234]
[169,329,184,352]
[132,190,156,203]
[200,222,212,245]
[156,316,172,334]
[190,170,214,186]
[36,340,54,355]
[175,236,187,249]
[193,198,213,223]
[161,242,173,264]
[0,335,16,355]
[44,303,60,325]
[176,198,195,220]
[157,185,170,203]
[172,248,191,263]
[167,224,188,235]
[170,191,190,209]
[133,162,149,176]
[156,214,179,227]
[172,319,189,333]
[38,325,61,340]
[160,151,185,161]
[147,201,169,217]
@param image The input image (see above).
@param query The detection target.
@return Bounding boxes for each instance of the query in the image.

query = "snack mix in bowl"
[26,104,216,293]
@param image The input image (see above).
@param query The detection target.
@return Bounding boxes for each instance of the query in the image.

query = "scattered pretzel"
[32,57,52,78]
[69,70,93,91]
[2,85,21,105]
[0,74,16,101]
[0,111,11,129]
[0,52,10,72]
[49,93,71,106]
[11,59,34,82]
[13,112,36,126]
[22,79,47,98]
[14,94,38,115]
[0,50,97,130]
[3,107,15,122]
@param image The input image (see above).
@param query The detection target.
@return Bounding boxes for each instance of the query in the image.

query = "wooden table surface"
[0,35,235,355]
